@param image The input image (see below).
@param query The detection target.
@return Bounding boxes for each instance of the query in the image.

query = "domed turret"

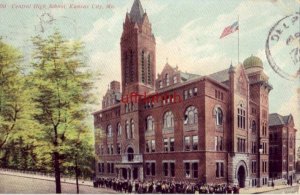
[243,55,263,70]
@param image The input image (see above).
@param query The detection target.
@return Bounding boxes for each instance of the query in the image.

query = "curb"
[0,172,93,188]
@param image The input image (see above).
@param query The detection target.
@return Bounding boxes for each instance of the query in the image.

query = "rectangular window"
[218,136,223,151]
[192,162,198,178]
[111,145,114,155]
[164,138,169,152]
[252,161,257,173]
[216,162,224,178]
[107,163,111,173]
[184,136,190,151]
[192,136,198,150]
[146,163,151,175]
[170,162,175,177]
[189,89,193,97]
[184,90,188,100]
[146,141,150,153]
[151,140,155,152]
[215,136,218,151]
[238,138,246,153]
[184,162,190,178]
[170,138,175,151]
[117,143,121,154]
[163,162,168,176]
[151,162,156,176]
[111,163,114,173]
[98,163,101,173]
[252,142,256,154]
[221,162,224,177]
[193,87,198,96]
[101,163,104,173]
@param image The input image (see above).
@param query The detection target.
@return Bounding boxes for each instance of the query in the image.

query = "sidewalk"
[0,169,93,187]
[240,183,300,194]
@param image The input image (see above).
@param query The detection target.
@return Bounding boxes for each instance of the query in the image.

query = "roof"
[243,55,263,69]
[208,68,230,83]
[129,0,144,23]
[269,113,293,126]
[180,71,200,81]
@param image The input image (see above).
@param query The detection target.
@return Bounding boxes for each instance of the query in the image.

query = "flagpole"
[238,15,240,64]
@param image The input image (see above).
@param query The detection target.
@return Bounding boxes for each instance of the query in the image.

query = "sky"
[0,0,299,141]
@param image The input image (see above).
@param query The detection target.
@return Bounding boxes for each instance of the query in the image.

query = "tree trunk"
[54,151,61,193]
[75,157,79,194]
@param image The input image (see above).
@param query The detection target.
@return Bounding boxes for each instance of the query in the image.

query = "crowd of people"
[93,177,240,194]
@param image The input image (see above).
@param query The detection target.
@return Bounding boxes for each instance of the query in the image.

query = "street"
[0,174,116,194]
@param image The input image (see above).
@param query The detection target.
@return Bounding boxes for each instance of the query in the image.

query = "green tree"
[30,31,93,193]
[0,38,24,149]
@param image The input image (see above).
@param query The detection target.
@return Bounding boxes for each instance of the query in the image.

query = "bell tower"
[120,0,156,95]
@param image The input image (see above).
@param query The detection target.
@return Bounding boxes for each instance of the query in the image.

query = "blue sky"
[0,0,299,132]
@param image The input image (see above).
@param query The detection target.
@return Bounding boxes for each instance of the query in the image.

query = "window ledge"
[183,124,198,131]
[162,127,174,132]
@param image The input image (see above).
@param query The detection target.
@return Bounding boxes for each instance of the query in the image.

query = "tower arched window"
[164,111,174,128]
[165,74,170,86]
[107,124,112,137]
[117,123,122,136]
[124,51,129,85]
[130,50,134,82]
[130,119,134,138]
[146,116,154,131]
[215,107,223,126]
[147,54,151,84]
[141,50,145,83]
[184,106,198,125]
[125,120,130,139]
[237,103,246,129]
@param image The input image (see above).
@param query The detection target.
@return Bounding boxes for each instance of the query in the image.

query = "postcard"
[0,0,299,194]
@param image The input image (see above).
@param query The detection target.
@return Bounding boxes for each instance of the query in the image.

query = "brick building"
[269,113,297,183]
[93,0,273,188]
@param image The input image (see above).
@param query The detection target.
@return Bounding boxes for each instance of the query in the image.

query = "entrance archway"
[237,165,246,188]
[127,147,134,161]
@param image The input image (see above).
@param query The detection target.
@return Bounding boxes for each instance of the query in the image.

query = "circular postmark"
[265,11,300,81]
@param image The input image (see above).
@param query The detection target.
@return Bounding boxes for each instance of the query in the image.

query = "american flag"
[220,21,239,39]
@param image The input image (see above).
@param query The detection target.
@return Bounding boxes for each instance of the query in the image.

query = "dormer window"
[159,81,163,88]
[165,74,170,86]
[173,76,177,84]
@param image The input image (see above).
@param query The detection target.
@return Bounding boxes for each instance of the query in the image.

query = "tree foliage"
[28,31,94,193]
[0,38,24,149]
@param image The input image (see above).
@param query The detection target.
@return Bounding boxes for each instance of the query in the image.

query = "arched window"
[107,124,112,137]
[124,51,129,85]
[146,116,154,131]
[237,103,246,129]
[130,50,134,82]
[164,111,174,128]
[125,120,130,139]
[252,120,256,131]
[147,54,151,84]
[165,74,170,86]
[141,50,145,83]
[215,107,223,126]
[130,119,134,139]
[184,106,198,125]
[117,123,122,136]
